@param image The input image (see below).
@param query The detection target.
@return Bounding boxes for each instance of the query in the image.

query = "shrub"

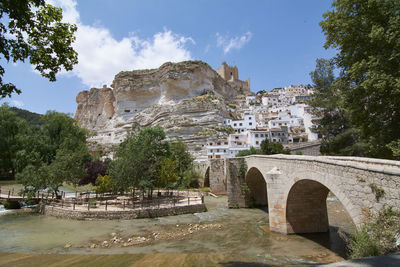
[80,160,108,185]
[348,226,381,258]
[236,147,261,157]
[95,174,113,194]
[369,183,385,201]
[4,200,21,209]
[180,167,201,188]
[348,207,400,258]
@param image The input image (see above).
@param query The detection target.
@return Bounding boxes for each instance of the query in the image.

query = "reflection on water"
[0,196,355,265]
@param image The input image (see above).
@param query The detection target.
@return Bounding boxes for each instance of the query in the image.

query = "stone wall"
[209,159,227,194]
[226,158,247,208]
[287,141,321,156]
[40,203,206,220]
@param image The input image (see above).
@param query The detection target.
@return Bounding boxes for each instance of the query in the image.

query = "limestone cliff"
[75,61,240,158]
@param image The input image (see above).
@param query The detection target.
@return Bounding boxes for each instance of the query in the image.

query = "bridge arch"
[283,177,358,234]
[245,167,268,208]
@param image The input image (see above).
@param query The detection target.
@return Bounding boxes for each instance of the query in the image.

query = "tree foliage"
[159,157,179,189]
[320,0,400,158]
[235,147,261,157]
[80,160,108,185]
[0,103,21,178]
[109,126,169,192]
[308,59,365,156]
[0,0,78,98]
[14,110,89,195]
[109,127,197,191]
[260,139,290,155]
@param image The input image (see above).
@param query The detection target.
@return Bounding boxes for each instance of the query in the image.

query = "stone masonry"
[209,159,227,194]
[215,155,400,234]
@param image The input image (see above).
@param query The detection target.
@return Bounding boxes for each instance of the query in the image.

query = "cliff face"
[75,61,240,158]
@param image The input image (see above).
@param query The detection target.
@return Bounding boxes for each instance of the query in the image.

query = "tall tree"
[16,111,89,195]
[0,103,21,177]
[308,59,364,156]
[109,126,170,192]
[0,0,78,98]
[320,0,400,158]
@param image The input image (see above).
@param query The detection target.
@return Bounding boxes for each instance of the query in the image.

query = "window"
[224,142,228,145]
[260,134,264,137]
[216,149,219,152]
[235,136,239,140]
[224,150,226,153]
[255,134,259,137]
[256,141,259,145]
[208,155,212,159]
[237,142,242,145]
[216,155,221,159]
[272,133,275,136]
[210,149,213,153]
[249,122,252,126]
[248,117,252,120]
[217,142,221,145]
[209,142,213,146]
[239,123,243,126]
[234,123,237,126]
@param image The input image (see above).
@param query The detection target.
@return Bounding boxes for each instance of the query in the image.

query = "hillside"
[10,107,43,126]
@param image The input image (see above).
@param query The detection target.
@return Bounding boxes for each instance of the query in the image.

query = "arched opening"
[203,167,210,188]
[285,179,357,258]
[286,179,330,233]
[245,167,268,208]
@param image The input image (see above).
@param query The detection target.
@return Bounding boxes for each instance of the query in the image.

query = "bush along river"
[0,196,355,265]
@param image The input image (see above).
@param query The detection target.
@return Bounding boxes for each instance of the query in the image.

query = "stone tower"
[217,62,250,93]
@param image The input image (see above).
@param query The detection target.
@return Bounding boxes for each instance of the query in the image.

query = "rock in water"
[75,61,246,158]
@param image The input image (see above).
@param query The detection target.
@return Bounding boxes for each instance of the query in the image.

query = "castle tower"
[217,62,250,93]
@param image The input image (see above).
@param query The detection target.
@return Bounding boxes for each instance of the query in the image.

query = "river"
[0,196,355,265]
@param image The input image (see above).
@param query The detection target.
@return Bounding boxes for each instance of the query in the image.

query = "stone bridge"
[208,155,400,234]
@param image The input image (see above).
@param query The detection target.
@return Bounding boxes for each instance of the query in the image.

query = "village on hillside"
[203,62,319,161]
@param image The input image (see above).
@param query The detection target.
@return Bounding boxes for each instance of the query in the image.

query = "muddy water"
[0,196,355,265]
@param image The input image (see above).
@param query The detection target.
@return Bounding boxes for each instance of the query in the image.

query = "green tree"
[320,0,400,158]
[260,139,290,155]
[308,59,365,156]
[0,104,20,178]
[109,126,169,192]
[159,157,179,189]
[0,0,78,98]
[95,174,113,194]
[169,140,193,178]
[16,111,89,195]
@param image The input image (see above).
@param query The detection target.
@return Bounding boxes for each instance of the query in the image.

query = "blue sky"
[1,0,337,115]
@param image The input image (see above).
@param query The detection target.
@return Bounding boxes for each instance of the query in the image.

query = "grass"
[60,183,95,193]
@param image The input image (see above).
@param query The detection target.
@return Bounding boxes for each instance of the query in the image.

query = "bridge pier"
[265,167,287,234]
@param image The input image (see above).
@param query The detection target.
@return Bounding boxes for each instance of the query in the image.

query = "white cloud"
[47,0,194,88]
[11,100,24,107]
[216,32,252,54]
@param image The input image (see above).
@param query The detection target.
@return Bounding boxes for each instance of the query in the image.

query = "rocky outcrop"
[75,61,240,158]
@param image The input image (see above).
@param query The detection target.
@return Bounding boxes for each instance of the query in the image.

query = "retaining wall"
[40,203,207,220]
